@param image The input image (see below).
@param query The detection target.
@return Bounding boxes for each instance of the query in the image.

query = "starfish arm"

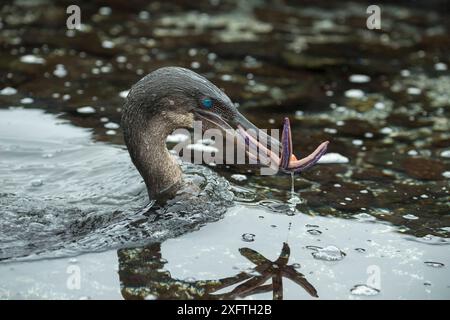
[287,141,329,173]
[201,272,252,294]
[282,266,319,298]
[226,274,272,299]
[239,247,272,266]
[274,242,290,266]
[272,272,283,300]
[235,284,273,298]
[280,117,293,169]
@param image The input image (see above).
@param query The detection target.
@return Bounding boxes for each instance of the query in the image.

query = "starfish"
[238,117,329,173]
[280,117,329,173]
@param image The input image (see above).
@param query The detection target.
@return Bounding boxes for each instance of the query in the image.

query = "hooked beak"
[194,109,329,174]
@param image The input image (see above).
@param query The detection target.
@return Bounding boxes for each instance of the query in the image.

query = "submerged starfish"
[238,117,329,173]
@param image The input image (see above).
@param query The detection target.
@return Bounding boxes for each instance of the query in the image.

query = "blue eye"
[201,98,213,108]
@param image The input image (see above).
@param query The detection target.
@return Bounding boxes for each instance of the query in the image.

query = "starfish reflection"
[118,242,318,299]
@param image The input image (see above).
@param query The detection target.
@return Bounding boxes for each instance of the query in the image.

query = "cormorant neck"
[122,112,183,201]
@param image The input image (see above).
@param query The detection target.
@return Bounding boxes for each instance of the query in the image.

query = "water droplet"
[311,246,345,261]
[355,248,366,253]
[424,261,444,268]
[402,214,419,220]
[42,153,53,158]
[31,179,43,187]
[350,284,380,296]
[291,263,301,269]
[307,229,322,236]
[242,233,255,242]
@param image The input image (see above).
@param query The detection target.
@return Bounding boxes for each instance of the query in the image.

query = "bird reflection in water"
[118,242,317,300]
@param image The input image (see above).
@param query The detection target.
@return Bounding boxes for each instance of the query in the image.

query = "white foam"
[407,87,421,95]
[344,89,365,99]
[440,150,450,158]
[20,54,45,64]
[0,87,17,95]
[76,106,96,114]
[230,174,247,182]
[53,64,67,78]
[104,122,119,129]
[20,97,34,104]
[434,62,447,71]
[102,40,115,49]
[317,152,349,164]
[119,90,129,98]
[349,74,370,83]
[380,127,393,134]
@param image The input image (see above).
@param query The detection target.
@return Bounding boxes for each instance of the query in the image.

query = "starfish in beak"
[279,117,329,173]
[237,117,329,173]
